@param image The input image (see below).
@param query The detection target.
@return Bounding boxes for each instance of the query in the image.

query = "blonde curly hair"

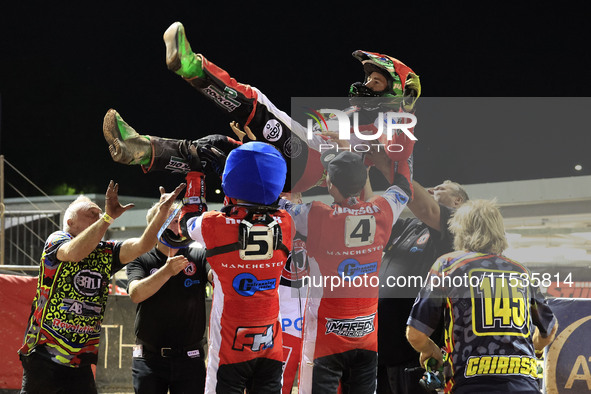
[448,199,508,255]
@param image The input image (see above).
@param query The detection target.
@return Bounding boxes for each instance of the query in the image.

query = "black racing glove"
[197,144,227,177]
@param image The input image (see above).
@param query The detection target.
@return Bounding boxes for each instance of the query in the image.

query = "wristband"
[183,196,204,205]
[102,213,114,224]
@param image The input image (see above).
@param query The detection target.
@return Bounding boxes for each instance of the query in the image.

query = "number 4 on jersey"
[345,215,376,247]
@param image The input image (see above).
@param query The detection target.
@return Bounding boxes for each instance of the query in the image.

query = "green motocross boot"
[103,109,152,165]
[163,21,204,79]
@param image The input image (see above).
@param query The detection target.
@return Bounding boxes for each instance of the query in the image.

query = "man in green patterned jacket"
[18,180,184,394]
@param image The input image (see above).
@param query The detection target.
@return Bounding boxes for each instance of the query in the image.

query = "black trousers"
[132,351,206,394]
[312,349,378,394]
[20,352,97,394]
[215,358,283,394]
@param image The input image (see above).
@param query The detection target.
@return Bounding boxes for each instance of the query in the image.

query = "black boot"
[145,137,202,174]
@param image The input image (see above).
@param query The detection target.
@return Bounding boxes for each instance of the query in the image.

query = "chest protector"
[205,205,290,259]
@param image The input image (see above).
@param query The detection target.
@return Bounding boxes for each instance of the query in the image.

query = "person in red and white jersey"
[178,141,293,393]
[278,148,412,394]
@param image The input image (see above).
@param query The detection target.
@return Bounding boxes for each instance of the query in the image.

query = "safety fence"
[0,155,65,269]
[2,210,60,267]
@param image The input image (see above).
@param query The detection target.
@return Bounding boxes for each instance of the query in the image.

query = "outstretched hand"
[365,145,392,170]
[321,130,350,149]
[230,121,256,142]
[368,144,398,180]
[105,180,135,219]
[158,184,186,210]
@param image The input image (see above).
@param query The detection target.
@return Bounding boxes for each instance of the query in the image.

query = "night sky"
[1,1,589,202]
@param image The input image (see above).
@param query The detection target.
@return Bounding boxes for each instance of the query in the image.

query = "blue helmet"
[222,142,287,205]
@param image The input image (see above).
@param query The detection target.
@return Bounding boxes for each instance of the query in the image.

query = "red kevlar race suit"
[278,185,409,394]
[186,205,293,394]
[158,54,416,193]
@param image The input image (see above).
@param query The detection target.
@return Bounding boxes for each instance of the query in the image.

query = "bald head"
[63,196,102,236]
[428,180,469,208]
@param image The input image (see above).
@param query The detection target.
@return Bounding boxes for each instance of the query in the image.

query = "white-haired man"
[18,181,184,394]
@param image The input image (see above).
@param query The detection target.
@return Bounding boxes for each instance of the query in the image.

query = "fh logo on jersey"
[306,108,417,153]
[233,273,277,296]
[233,324,275,352]
[325,314,376,338]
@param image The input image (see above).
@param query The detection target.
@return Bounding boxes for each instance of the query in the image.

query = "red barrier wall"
[0,274,37,389]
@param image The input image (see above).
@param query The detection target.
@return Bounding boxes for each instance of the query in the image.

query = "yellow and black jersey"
[408,251,557,393]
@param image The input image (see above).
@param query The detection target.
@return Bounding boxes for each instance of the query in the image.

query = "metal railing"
[1,155,64,269]
[3,210,61,266]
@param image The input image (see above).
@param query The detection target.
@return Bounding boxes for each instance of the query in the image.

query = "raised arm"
[119,184,185,264]
[365,146,412,199]
[365,151,445,231]
[57,181,134,262]
[365,145,393,184]
[408,180,442,231]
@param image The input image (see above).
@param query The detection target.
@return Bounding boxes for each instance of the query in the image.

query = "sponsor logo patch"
[281,238,309,283]
[60,299,102,317]
[416,233,430,245]
[263,119,283,141]
[184,261,197,276]
[337,258,378,279]
[233,324,274,351]
[203,85,241,112]
[394,190,408,204]
[165,156,190,173]
[325,314,376,337]
[73,270,103,296]
[281,317,303,332]
[184,278,201,288]
[52,318,101,334]
[465,355,538,378]
[232,273,277,296]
